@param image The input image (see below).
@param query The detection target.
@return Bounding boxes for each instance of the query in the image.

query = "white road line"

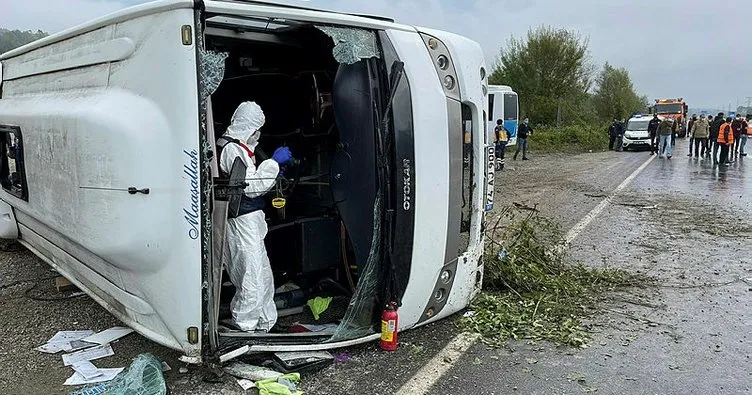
[564,154,656,245]
[396,332,480,395]
[397,154,656,395]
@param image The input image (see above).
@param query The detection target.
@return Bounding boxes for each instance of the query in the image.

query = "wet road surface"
[432,141,752,395]
[1,139,749,394]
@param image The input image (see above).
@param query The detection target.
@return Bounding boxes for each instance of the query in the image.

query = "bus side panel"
[0,9,202,355]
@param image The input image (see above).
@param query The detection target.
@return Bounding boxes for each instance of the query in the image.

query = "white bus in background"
[487,85,519,146]
[0,0,491,363]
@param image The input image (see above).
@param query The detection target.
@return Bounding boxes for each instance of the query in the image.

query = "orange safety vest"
[717,123,734,145]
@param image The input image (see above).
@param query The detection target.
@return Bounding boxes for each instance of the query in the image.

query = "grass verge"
[459,207,651,347]
[528,124,609,154]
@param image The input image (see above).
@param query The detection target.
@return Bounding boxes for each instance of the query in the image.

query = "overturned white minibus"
[0,0,492,362]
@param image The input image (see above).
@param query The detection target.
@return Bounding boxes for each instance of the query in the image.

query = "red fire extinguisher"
[379,302,399,351]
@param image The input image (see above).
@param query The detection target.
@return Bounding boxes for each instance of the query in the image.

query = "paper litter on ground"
[71,360,103,380]
[237,379,256,390]
[36,330,95,354]
[68,340,97,352]
[81,327,134,345]
[62,344,115,366]
[64,367,124,386]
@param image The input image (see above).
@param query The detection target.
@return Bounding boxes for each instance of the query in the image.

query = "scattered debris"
[36,330,95,354]
[463,310,476,318]
[54,276,78,292]
[223,361,283,381]
[64,367,124,386]
[462,208,652,348]
[71,360,104,380]
[237,378,256,390]
[333,352,350,363]
[71,354,167,395]
[179,367,189,374]
[81,326,134,345]
[513,202,539,212]
[613,201,658,209]
[62,344,115,366]
[256,372,302,395]
[272,351,334,373]
[161,361,171,372]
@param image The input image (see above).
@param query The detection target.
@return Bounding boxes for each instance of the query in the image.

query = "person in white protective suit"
[220,101,292,331]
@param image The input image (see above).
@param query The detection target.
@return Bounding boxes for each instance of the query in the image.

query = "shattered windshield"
[316,26,380,64]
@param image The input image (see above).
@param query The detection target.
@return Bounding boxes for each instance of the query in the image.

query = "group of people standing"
[645,112,750,165]
[685,112,749,165]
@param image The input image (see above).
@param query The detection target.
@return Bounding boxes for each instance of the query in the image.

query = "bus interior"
[203,17,390,342]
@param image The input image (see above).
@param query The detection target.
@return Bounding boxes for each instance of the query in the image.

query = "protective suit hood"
[225,101,266,147]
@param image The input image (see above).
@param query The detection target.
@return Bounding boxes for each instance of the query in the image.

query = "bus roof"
[488,85,516,94]
[1,0,411,60]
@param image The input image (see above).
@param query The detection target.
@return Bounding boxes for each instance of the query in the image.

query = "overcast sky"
[2,0,750,110]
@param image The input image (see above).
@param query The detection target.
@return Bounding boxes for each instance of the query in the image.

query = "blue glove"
[272,146,292,165]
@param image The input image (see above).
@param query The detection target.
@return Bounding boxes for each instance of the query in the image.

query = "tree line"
[0,28,48,55]
[490,26,648,127]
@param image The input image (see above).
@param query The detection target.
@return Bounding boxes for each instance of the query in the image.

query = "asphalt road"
[1,139,749,394]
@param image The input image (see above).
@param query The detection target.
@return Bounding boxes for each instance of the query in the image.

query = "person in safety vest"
[717,117,734,166]
[494,119,509,171]
[220,101,292,331]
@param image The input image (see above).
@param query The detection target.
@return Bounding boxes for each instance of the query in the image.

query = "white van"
[623,114,652,151]
[0,0,491,362]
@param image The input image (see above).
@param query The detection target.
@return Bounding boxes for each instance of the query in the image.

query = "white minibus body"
[0,0,491,362]
[487,85,519,146]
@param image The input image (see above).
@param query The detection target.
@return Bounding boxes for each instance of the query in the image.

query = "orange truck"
[652,98,689,137]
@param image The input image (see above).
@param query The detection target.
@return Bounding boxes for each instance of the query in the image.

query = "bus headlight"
[420,33,460,101]
[443,75,456,90]
[427,37,439,50]
[437,55,449,70]
[440,270,452,284]
[434,288,446,302]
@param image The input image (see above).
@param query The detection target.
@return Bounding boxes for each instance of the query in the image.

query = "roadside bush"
[528,124,609,153]
[459,207,650,347]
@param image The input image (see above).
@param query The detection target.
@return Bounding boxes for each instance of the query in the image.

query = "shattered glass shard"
[198,49,229,103]
[317,26,380,65]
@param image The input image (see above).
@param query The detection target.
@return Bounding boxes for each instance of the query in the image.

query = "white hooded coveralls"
[220,102,279,331]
